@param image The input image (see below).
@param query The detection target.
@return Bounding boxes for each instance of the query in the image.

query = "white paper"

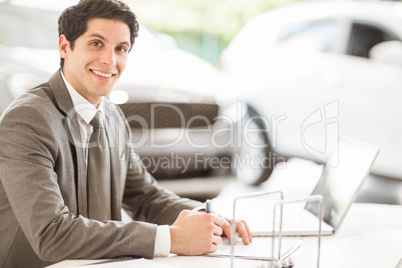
[207,237,301,261]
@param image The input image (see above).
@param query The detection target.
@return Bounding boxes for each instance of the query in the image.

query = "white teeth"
[92,70,113,78]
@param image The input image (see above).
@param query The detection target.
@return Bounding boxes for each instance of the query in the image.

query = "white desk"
[152,203,402,268]
[297,203,402,267]
[52,203,402,268]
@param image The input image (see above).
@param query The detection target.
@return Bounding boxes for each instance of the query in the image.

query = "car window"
[0,4,58,49]
[276,20,336,52]
[347,23,399,58]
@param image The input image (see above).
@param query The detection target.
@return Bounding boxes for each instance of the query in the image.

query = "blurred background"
[124,0,402,204]
[1,0,402,204]
[125,0,298,67]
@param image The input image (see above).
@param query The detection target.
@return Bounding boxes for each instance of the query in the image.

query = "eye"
[116,46,128,53]
[91,41,102,47]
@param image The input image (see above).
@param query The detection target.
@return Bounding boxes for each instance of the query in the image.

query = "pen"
[205,199,212,213]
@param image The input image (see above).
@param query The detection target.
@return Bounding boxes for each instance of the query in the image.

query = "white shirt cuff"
[154,225,170,256]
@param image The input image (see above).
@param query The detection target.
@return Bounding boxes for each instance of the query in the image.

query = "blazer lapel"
[48,70,88,217]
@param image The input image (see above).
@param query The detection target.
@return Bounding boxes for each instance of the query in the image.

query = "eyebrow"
[88,33,131,47]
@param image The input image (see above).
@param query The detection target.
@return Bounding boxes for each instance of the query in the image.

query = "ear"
[59,34,69,59]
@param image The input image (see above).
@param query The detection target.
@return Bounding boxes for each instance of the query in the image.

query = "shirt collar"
[61,70,105,124]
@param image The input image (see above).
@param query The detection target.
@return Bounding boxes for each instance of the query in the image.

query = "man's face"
[59,18,131,106]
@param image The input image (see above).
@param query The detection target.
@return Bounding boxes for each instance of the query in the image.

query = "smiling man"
[59,18,130,106]
[0,0,251,267]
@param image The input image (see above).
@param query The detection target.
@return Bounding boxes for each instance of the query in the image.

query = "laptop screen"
[305,137,379,233]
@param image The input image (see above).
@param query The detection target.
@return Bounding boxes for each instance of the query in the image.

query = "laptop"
[248,136,379,236]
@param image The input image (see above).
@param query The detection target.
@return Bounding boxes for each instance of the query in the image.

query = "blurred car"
[0,0,238,179]
[221,0,402,183]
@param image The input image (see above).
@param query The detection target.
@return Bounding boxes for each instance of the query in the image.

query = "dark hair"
[58,0,139,68]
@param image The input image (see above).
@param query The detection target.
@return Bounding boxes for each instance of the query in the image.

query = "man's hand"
[169,210,253,256]
[169,210,224,255]
[221,218,253,245]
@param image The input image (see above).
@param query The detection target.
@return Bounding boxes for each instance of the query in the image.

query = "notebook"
[248,136,379,236]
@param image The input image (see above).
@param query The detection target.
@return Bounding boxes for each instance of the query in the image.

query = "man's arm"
[122,153,202,225]
[0,105,159,261]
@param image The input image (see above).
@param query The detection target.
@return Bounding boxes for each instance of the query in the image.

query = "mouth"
[91,69,115,78]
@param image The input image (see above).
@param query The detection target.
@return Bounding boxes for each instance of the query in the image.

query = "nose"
[99,48,116,66]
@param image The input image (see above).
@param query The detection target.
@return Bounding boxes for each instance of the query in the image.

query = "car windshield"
[277,19,336,53]
[0,4,59,49]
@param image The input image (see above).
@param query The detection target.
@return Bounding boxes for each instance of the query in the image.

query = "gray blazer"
[0,70,201,268]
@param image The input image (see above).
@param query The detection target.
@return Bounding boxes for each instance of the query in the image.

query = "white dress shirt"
[60,70,170,257]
